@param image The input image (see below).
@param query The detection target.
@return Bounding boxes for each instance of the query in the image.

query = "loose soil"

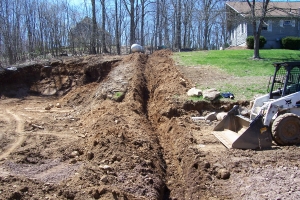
[0,51,299,200]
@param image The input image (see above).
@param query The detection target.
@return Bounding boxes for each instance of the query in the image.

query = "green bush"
[246,36,267,49]
[282,37,300,50]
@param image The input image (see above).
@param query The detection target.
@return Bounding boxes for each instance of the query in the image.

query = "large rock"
[187,87,202,97]
[203,88,220,101]
[217,112,227,121]
[205,112,217,121]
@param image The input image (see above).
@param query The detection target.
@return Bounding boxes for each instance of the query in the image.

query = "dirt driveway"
[0,50,299,200]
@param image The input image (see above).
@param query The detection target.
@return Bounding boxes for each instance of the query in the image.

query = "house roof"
[226,1,300,17]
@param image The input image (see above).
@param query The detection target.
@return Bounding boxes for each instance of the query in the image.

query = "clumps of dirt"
[145,50,223,199]
[69,52,166,199]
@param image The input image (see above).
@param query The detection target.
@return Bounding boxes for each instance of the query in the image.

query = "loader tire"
[272,113,300,145]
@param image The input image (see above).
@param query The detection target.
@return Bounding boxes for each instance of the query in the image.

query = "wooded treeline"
[0,0,226,64]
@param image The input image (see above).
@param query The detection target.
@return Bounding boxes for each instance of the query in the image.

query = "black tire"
[272,113,300,145]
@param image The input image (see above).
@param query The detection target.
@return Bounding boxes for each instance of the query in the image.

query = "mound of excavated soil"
[0,51,300,200]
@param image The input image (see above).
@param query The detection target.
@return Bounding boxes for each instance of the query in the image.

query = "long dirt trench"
[0,51,227,199]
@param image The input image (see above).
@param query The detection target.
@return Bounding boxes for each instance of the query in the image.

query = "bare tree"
[247,0,270,59]
[0,0,241,63]
[182,0,194,48]
[200,0,220,50]
[175,0,182,50]
[115,0,121,54]
[161,0,170,48]
[123,0,136,46]
[91,0,97,54]
[140,0,151,47]
[100,0,109,53]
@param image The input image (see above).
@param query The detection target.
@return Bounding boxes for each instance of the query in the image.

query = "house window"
[284,20,291,26]
[241,23,246,33]
[262,25,268,30]
[261,20,272,32]
[280,20,296,27]
[267,20,272,32]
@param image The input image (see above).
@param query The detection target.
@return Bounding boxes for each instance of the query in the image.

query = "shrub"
[246,36,267,49]
[282,37,300,50]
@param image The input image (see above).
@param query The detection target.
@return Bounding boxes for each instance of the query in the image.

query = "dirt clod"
[217,169,231,179]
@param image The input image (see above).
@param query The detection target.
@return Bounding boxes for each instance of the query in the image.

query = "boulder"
[205,112,217,121]
[203,88,220,101]
[217,112,227,121]
[187,87,202,97]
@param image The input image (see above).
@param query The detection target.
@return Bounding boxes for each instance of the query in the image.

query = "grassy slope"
[174,49,300,100]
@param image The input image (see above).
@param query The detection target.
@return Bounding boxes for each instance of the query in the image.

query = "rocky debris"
[99,165,112,171]
[87,152,94,160]
[179,77,187,86]
[220,104,231,111]
[187,87,202,96]
[56,103,62,108]
[205,112,217,121]
[70,151,79,158]
[42,88,57,96]
[192,112,224,122]
[203,88,220,101]
[45,103,55,110]
[100,175,109,183]
[216,168,230,179]
[239,106,249,116]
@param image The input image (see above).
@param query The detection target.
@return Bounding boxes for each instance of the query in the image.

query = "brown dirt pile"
[0,51,300,200]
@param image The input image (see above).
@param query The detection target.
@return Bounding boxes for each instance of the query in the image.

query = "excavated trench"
[0,52,239,199]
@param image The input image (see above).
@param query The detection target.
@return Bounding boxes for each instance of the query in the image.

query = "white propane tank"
[131,44,143,53]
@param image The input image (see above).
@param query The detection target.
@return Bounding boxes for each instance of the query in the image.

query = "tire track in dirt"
[22,107,84,139]
[0,113,11,141]
[0,109,26,160]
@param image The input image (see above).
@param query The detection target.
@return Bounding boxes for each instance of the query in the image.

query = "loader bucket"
[212,106,272,149]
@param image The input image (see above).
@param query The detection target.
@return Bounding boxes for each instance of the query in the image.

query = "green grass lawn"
[174,49,300,100]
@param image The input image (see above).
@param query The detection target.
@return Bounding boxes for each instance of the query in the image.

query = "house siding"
[247,18,300,48]
[231,23,247,46]
[226,2,300,49]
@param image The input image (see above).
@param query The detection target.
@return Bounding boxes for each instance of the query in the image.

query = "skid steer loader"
[213,61,300,149]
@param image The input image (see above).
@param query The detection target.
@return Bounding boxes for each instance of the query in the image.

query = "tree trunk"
[175,0,182,50]
[115,0,121,54]
[247,0,270,59]
[154,0,160,48]
[90,0,97,54]
[101,0,108,53]
[130,0,135,45]
[253,32,260,58]
[140,0,144,46]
